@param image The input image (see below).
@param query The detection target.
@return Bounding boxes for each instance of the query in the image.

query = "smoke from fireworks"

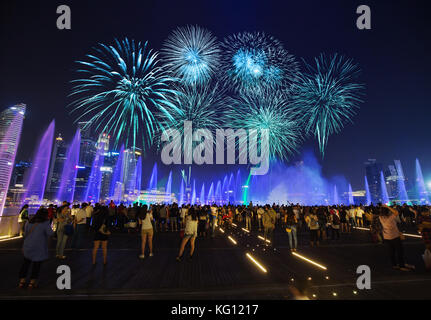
[226,90,301,161]
[221,31,300,94]
[161,25,221,86]
[69,38,182,152]
[293,53,364,157]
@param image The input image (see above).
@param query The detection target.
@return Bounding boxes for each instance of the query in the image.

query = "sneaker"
[405,264,415,270]
[176,256,181,262]
[149,253,154,257]
[189,255,193,260]
[139,254,145,259]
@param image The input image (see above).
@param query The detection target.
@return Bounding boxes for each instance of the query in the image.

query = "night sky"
[1,0,430,190]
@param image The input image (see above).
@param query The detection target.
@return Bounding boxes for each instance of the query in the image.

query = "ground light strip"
[257,235,271,243]
[228,236,237,245]
[219,228,225,233]
[241,228,250,233]
[246,253,267,273]
[291,252,328,270]
[0,235,22,242]
[354,227,422,238]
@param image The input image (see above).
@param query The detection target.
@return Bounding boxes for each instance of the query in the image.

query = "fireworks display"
[69,29,364,160]
[220,31,300,94]
[69,38,182,152]
[157,82,226,149]
[226,90,301,161]
[292,53,364,157]
[161,25,221,86]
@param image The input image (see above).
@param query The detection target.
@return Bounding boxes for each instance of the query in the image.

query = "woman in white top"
[176,207,198,261]
[138,205,153,259]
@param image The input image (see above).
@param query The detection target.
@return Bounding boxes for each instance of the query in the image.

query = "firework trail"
[69,38,182,152]
[292,53,364,157]
[161,25,222,86]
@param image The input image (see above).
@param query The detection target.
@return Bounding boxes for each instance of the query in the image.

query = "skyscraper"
[0,104,26,215]
[364,159,383,204]
[46,134,67,199]
[385,164,399,200]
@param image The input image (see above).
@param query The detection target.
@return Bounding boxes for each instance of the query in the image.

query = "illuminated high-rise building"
[46,134,67,199]
[364,159,383,204]
[0,104,26,215]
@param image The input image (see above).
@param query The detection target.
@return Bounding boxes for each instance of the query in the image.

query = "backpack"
[333,214,340,225]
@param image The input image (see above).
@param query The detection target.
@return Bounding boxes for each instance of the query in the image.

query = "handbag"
[98,224,111,235]
[64,224,74,236]
[286,227,292,233]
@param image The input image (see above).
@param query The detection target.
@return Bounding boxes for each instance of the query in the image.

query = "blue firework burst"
[293,53,365,157]
[221,31,300,94]
[161,25,221,86]
[69,38,182,152]
[226,90,301,161]
[158,82,226,150]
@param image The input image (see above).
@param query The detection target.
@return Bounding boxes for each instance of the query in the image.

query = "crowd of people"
[16,201,431,288]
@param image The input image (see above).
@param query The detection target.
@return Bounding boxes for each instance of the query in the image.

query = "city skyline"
[1,0,431,191]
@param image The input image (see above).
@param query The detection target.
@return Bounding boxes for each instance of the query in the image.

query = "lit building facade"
[0,104,26,215]
[365,159,383,204]
[46,134,67,199]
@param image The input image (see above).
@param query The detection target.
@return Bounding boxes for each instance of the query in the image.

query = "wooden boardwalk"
[0,223,430,299]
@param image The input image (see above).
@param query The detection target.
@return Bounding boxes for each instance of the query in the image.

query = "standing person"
[340,206,348,233]
[285,207,298,251]
[379,205,414,271]
[159,205,167,232]
[356,206,365,227]
[116,203,127,232]
[170,203,179,232]
[306,210,320,247]
[329,207,341,240]
[416,207,431,269]
[210,204,218,237]
[370,207,383,244]
[55,202,72,259]
[85,203,93,230]
[257,206,264,231]
[180,205,188,229]
[347,205,357,230]
[317,206,328,241]
[245,206,252,231]
[18,204,29,236]
[176,207,198,261]
[47,204,55,224]
[18,209,53,288]
[71,203,87,249]
[262,205,276,247]
[92,206,110,265]
[198,206,208,238]
[108,200,116,228]
[139,205,154,259]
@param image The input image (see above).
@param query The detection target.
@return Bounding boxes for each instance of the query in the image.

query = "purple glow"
[84,142,105,203]
[22,120,55,205]
[57,129,81,203]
